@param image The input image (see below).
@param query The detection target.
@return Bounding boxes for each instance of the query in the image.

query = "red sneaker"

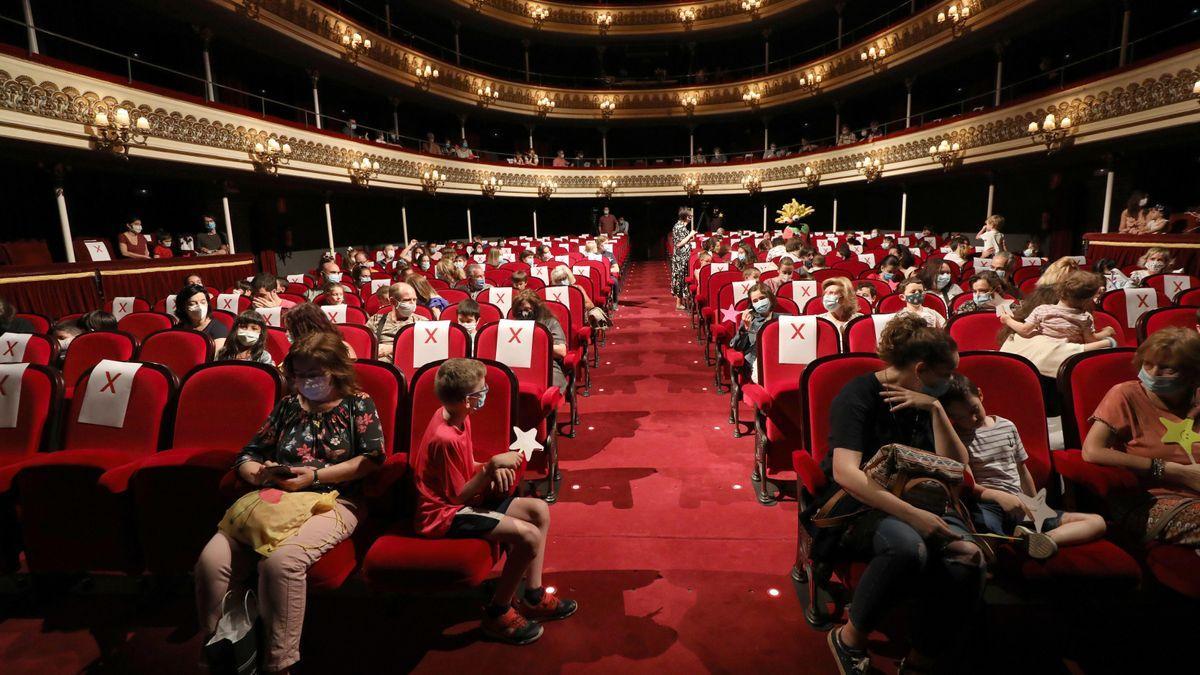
[481,607,543,645]
[514,590,579,622]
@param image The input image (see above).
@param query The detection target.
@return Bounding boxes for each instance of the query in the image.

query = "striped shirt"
[966,416,1027,495]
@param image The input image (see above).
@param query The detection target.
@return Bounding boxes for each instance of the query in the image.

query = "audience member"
[367,282,426,359]
[215,310,274,365]
[976,215,1007,258]
[1094,258,1133,291]
[896,279,945,328]
[818,277,862,335]
[0,297,35,334]
[463,264,491,299]
[251,273,297,309]
[836,125,858,146]
[407,274,449,319]
[920,258,963,305]
[454,298,481,339]
[50,319,83,367]
[855,282,879,307]
[552,150,569,167]
[512,291,568,390]
[869,255,902,292]
[728,283,777,384]
[1129,247,1176,284]
[954,271,1009,315]
[1119,191,1148,233]
[175,284,228,341]
[195,215,228,255]
[152,231,173,259]
[550,267,607,327]
[79,310,118,332]
[317,283,346,307]
[285,302,357,359]
[999,270,1115,376]
[598,206,618,235]
[118,217,151,260]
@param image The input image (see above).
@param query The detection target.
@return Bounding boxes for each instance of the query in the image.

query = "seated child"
[234,279,253,297]
[940,373,1105,558]
[410,359,577,644]
[511,271,529,293]
[854,282,879,307]
[455,298,481,339]
[999,270,1116,351]
[51,319,85,368]
[319,282,346,306]
[895,279,945,329]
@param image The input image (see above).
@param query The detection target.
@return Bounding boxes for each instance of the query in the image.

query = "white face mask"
[187,302,207,319]
[460,320,477,334]
[237,329,260,345]
[325,272,342,283]
[454,261,466,270]
[936,273,951,289]
[396,301,417,318]
[130,224,143,234]
[1145,260,1165,273]
[822,294,841,311]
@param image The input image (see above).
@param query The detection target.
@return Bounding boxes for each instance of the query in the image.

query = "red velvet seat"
[1099,288,1169,346]
[1176,287,1200,307]
[946,310,1004,351]
[352,360,405,456]
[0,333,56,366]
[337,323,378,360]
[1136,306,1198,343]
[440,302,502,332]
[264,327,290,365]
[803,295,872,316]
[1140,273,1199,303]
[876,291,948,318]
[104,296,151,318]
[7,362,174,574]
[15,313,50,334]
[60,331,138,399]
[843,313,896,353]
[1092,309,1132,347]
[138,329,213,380]
[117,311,175,344]
[534,300,586,435]
[391,322,470,386]
[0,364,62,470]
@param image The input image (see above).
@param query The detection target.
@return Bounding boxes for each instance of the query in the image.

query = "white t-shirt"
[978,229,1005,258]
[898,305,945,328]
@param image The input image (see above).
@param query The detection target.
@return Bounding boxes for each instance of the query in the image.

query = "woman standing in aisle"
[671,208,696,311]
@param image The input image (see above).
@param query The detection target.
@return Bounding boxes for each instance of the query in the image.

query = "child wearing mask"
[153,231,174,259]
[870,256,903,292]
[454,299,481,342]
[728,284,777,384]
[50,319,85,367]
[895,279,945,328]
[216,311,275,365]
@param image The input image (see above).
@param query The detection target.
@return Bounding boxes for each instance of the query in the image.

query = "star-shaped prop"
[1018,488,1058,534]
[510,426,543,461]
[1160,417,1199,464]
[720,306,742,324]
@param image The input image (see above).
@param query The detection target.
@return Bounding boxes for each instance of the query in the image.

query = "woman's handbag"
[812,444,965,528]
[219,488,342,556]
[203,590,259,675]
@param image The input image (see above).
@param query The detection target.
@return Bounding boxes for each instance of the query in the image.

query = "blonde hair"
[1138,247,1173,267]
[550,266,576,285]
[435,256,464,283]
[985,214,1005,231]
[822,277,856,313]
[1036,257,1080,288]
[487,248,504,267]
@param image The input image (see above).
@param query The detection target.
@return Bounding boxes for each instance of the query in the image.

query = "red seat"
[391,322,470,386]
[843,313,898,353]
[439,288,471,305]
[210,309,236,332]
[1140,273,1199,303]
[1012,266,1043,287]
[875,292,947,318]
[1092,309,1132,347]
[1099,288,1169,345]
[264,327,290,365]
[138,329,213,380]
[1176,287,1200,307]
[60,331,138,399]
[811,269,853,284]
[15,313,50,334]
[0,333,57,366]
[7,362,174,573]
[0,364,62,469]
[803,295,872,316]
[117,312,175,344]
[1136,306,1198,343]
[352,360,405,456]
[946,311,1003,351]
[440,302,502,330]
[337,323,378,360]
[104,296,150,319]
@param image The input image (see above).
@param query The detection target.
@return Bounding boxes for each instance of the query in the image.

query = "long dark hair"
[1124,191,1147,216]
[173,284,209,327]
[217,310,269,362]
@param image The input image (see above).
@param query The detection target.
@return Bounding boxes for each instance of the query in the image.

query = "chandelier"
[855,156,883,182]
[797,70,822,94]
[596,11,613,34]
[741,0,763,13]
[678,7,697,27]
[860,44,887,72]
[937,2,974,37]
[90,105,150,157]
[680,92,700,115]
[598,97,616,119]
[741,173,762,195]
[538,179,558,199]
[480,175,503,198]
[339,27,372,62]
[742,84,763,107]
[682,175,703,197]
[250,136,291,174]
[528,3,549,27]
[421,168,446,194]
[596,178,617,198]
[801,165,820,188]
[349,156,380,186]
[476,82,501,107]
[1028,112,1072,153]
[928,139,963,169]
[535,94,557,116]
[414,62,439,89]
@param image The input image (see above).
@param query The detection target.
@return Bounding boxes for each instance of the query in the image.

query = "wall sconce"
[742,84,763,108]
[797,70,822,94]
[90,105,149,157]
[855,156,883,182]
[1193,78,1200,101]
[1027,112,1072,153]
[528,3,549,27]
[596,11,613,34]
[598,97,616,119]
[476,82,501,107]
[679,7,697,28]
[535,93,557,116]
[680,92,700,115]
[937,2,974,37]
[860,43,887,72]
[801,165,820,188]
[349,155,380,186]
[480,175,503,198]
[538,179,558,199]
[340,27,372,62]
[414,62,439,89]
[928,138,963,169]
[741,173,762,194]
[421,168,446,194]
[682,175,703,197]
[596,178,617,198]
[239,0,261,19]
[741,0,763,14]
[250,136,292,174]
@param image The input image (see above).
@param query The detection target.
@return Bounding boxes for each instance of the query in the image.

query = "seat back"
[1137,306,1198,343]
[1100,288,1167,344]
[264,327,290,365]
[1141,273,1199,303]
[209,309,236,332]
[117,312,175,344]
[956,352,1051,487]
[172,361,282,450]
[946,311,1003,351]
[1012,266,1043,287]
[392,322,470,385]
[1056,348,1137,449]
[61,331,137,391]
[439,288,471,304]
[1176,287,1200,307]
[755,316,841,448]
[811,269,852,284]
[337,323,378,360]
[1092,309,1132,347]
[15,313,51,334]
[844,313,899,353]
[0,363,62,462]
[876,292,947,318]
[408,359,519,462]
[138,329,213,380]
[0,332,56,366]
[104,296,150,319]
[63,361,175,454]
[802,354,885,464]
[538,285,585,344]
[441,302,502,327]
[803,295,872,316]
[474,321,554,392]
[353,360,406,455]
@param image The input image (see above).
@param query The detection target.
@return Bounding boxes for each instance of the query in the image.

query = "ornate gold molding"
[1,50,1198,198]
[206,0,1034,119]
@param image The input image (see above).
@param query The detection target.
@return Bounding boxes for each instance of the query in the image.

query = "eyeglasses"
[467,385,489,400]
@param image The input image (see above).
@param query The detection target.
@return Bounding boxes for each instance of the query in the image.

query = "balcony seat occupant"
[195,215,229,255]
[118,217,151,260]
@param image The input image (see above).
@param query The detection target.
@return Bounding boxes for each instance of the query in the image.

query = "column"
[986,181,995,218]
[466,206,474,241]
[221,196,236,254]
[833,101,841,141]
[688,125,695,161]
[904,78,914,129]
[1101,170,1116,233]
[453,20,461,66]
[899,190,908,235]
[324,199,335,252]
[401,204,409,245]
[762,120,769,152]
[762,28,771,74]
[600,128,608,166]
[390,97,400,136]
[762,204,768,233]
[533,209,539,239]
[384,2,393,38]
[21,0,38,55]
[526,124,535,151]
[200,28,216,103]
[835,2,845,50]
[55,186,75,263]
[458,113,468,143]
[993,43,1005,107]
[1118,1,1131,67]
[522,39,531,82]
[309,70,322,130]
[832,196,839,233]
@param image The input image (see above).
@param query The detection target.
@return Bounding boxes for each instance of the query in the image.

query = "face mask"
[1138,367,1183,395]
[752,298,771,315]
[131,224,143,234]
[905,293,925,305]
[396,301,416,317]
[454,261,466,270]
[1139,197,1148,207]
[162,241,173,248]
[1024,248,1036,256]
[326,272,342,283]
[460,320,477,334]
[922,376,951,398]
[881,272,895,281]
[472,277,486,290]
[516,309,534,320]
[298,375,332,402]
[1145,260,1165,273]
[187,303,207,319]
[470,388,488,410]
[556,279,570,286]
[419,260,430,270]
[237,329,260,345]
[936,273,951,289]
[204,221,216,231]
[383,250,394,259]
[973,292,992,304]
[735,252,745,261]
[822,295,840,311]
[57,338,70,350]
[994,269,1006,278]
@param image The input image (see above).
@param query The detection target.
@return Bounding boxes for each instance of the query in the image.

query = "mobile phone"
[266,465,298,478]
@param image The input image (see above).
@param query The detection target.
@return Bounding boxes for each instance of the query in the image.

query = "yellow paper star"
[1159,417,1200,464]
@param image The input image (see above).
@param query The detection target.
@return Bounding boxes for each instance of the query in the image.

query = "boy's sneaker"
[1015,525,1058,560]
[515,590,579,622]
[482,607,544,645]
[827,627,870,675]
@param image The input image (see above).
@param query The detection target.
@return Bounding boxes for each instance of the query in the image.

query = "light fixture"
[421,167,446,194]
[680,91,700,115]
[860,43,887,71]
[535,93,557,116]
[928,138,963,169]
[598,96,616,119]
[855,156,883,182]
[90,105,150,157]
[249,135,292,174]
[480,174,503,198]
[797,70,822,94]
[741,173,762,194]
[538,178,558,199]
[742,84,763,107]
[528,3,549,26]
[596,177,617,198]
[1191,78,1200,101]
[1027,112,1072,153]
[937,2,973,37]
[596,11,613,33]
[682,175,703,197]
[339,26,372,62]
[414,61,439,89]
[679,7,697,27]
[476,82,501,107]
[239,0,261,19]
[741,0,763,14]
[349,155,380,186]
[801,164,820,188]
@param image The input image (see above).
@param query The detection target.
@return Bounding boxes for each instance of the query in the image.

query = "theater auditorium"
[0,0,1198,673]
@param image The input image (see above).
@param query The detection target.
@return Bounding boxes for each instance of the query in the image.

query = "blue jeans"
[844,514,986,657]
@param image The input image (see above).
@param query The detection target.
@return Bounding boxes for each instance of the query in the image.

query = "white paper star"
[509,426,543,461]
[1018,488,1058,534]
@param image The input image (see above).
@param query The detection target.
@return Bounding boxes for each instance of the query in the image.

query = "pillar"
[904,78,914,129]
[526,125,535,151]
[833,102,841,140]
[55,186,75,263]
[835,3,845,50]
[453,20,461,65]
[21,0,38,55]
[458,113,467,143]
[221,195,236,254]
[310,70,322,130]
[832,196,839,233]
[601,128,608,166]
[1118,2,1131,68]
[401,204,409,245]
[762,28,771,74]
[384,2,393,38]
[201,28,216,103]
[466,206,474,241]
[533,209,539,239]
[324,200,335,252]
[899,191,908,235]
[762,204,768,232]
[1101,170,1115,233]
[688,126,695,160]
[986,182,995,218]
[390,97,400,136]
[522,39,531,82]
[993,44,1004,107]
[762,122,769,152]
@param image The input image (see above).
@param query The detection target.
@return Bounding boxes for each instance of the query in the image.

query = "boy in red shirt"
[410,358,577,644]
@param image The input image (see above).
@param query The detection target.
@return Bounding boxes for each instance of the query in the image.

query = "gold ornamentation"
[682,175,703,197]
[856,156,883,182]
[421,167,445,194]
[89,103,149,157]
[741,173,762,194]
[1027,112,1072,153]
[480,174,503,197]
[249,135,291,174]
[596,177,617,198]
[801,164,820,188]
[538,178,558,199]
[349,155,379,186]
[928,138,963,169]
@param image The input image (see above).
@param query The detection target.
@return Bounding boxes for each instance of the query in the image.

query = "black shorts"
[445,496,515,539]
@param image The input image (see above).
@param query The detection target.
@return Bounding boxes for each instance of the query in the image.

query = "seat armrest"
[792,451,826,496]
[741,383,773,415]
[362,453,410,500]
[540,386,564,414]
[1052,449,1139,499]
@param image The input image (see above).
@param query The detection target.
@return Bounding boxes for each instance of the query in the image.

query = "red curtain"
[0,266,101,319]
[99,255,257,301]
[1084,233,1200,271]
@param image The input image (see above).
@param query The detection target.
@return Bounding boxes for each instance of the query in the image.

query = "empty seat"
[117,311,175,343]
[138,328,213,380]
[0,332,57,366]
[61,331,138,399]
[1137,306,1198,343]
[947,311,1003,351]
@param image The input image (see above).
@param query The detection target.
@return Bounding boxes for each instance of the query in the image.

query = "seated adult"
[818,277,863,335]
[0,297,35,334]
[1083,328,1200,549]
[175,284,229,342]
[195,215,228,255]
[728,283,777,384]
[1119,191,1148,234]
[999,270,1114,377]
[462,264,491,299]
[855,282,879,307]
[943,237,972,267]
[350,265,374,288]
[919,258,962,305]
[550,266,608,327]
[512,291,568,391]
[896,279,945,328]
[194,332,384,673]
[953,271,1009,315]
[816,315,984,674]
[1129,247,1176,284]
[988,251,1014,281]
[407,274,450,319]
[117,217,151,260]
[250,273,297,310]
[285,302,358,359]
[216,310,274,365]
[366,282,426,359]
[435,257,466,286]
[185,274,204,287]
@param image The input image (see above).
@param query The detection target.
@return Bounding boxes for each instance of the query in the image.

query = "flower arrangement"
[774,199,815,238]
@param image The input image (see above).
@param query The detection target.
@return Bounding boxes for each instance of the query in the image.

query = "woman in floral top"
[196,332,384,673]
